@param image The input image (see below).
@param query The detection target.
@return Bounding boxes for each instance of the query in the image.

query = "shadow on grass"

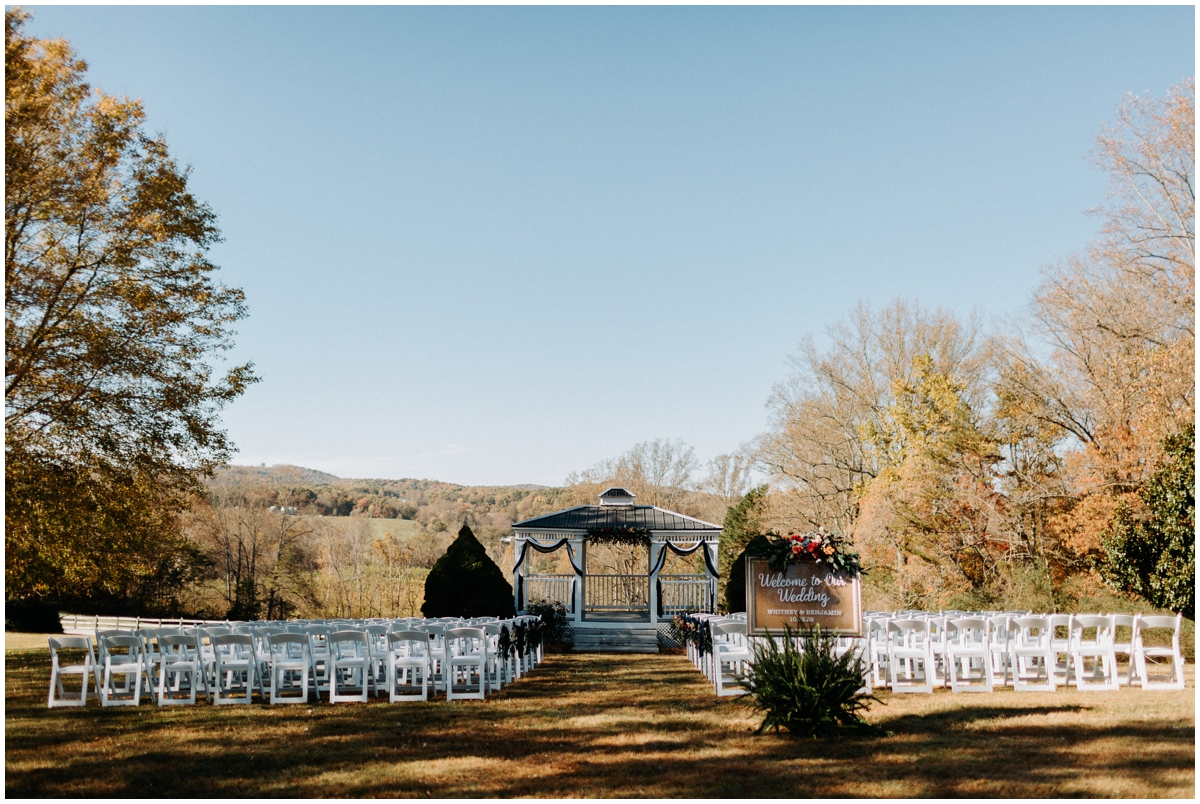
[5,649,1194,797]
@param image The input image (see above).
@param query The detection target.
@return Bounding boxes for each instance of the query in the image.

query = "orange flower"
[823,545,835,555]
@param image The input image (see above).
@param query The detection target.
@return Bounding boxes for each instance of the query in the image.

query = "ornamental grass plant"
[741,624,883,739]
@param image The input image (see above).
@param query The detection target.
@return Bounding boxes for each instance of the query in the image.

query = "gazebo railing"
[585,574,649,610]
[658,575,710,614]
[524,574,574,609]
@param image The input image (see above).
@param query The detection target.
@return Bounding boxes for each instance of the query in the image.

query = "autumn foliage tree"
[761,81,1194,616]
[4,10,256,618]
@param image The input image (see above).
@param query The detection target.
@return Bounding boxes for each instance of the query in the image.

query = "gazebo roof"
[512,504,721,535]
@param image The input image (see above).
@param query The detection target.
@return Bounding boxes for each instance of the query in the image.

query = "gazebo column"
[512,536,527,613]
[705,540,719,612]
[648,539,664,624]
[570,536,585,624]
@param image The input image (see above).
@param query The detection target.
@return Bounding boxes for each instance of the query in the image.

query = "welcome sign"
[746,557,862,636]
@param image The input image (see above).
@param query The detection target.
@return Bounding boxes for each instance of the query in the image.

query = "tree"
[759,299,988,537]
[718,484,768,582]
[1098,424,1194,618]
[566,438,700,510]
[422,524,515,618]
[5,10,256,611]
[698,451,754,524]
[724,534,770,614]
[854,354,1005,606]
[994,80,1194,558]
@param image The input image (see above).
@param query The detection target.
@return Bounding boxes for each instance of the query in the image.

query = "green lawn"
[5,639,1194,797]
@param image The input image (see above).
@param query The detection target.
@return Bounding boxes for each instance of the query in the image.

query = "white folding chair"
[305,625,332,698]
[268,633,311,704]
[926,615,951,688]
[985,615,1012,687]
[99,634,148,706]
[1132,614,1186,690]
[867,617,891,688]
[363,625,391,698]
[888,619,935,694]
[445,627,487,701]
[712,620,752,697]
[1068,615,1119,691]
[482,623,509,692]
[1048,614,1074,686]
[1109,614,1139,686]
[417,624,448,695]
[387,630,432,702]
[157,633,204,706]
[946,617,994,693]
[328,630,371,703]
[212,633,265,705]
[1009,616,1056,692]
[48,636,96,708]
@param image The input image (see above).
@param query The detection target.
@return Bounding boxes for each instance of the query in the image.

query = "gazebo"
[511,487,721,625]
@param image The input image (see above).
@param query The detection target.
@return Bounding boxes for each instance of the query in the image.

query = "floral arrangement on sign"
[747,527,864,577]
[586,525,652,548]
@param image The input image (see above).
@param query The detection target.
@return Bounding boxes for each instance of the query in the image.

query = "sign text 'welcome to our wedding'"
[745,557,862,636]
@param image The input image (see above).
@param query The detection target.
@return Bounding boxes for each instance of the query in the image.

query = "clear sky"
[22,5,1195,487]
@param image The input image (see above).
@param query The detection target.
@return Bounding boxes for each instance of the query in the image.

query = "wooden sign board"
[745,557,862,636]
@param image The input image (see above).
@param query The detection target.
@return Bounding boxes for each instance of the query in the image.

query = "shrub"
[5,599,63,633]
[724,535,770,613]
[1098,424,1195,619]
[421,524,515,618]
[741,624,883,739]
[527,601,573,650]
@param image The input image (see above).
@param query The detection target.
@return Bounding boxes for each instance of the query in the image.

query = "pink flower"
[810,533,823,545]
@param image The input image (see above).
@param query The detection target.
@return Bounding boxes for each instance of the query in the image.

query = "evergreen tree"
[725,535,771,614]
[718,485,768,609]
[422,524,515,618]
[1099,424,1195,618]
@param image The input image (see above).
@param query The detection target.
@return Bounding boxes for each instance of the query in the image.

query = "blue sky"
[22,5,1195,486]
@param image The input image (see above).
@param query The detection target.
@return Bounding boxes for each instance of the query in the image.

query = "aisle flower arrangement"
[672,613,713,656]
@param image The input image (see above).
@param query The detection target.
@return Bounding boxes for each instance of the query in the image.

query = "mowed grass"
[5,637,1194,798]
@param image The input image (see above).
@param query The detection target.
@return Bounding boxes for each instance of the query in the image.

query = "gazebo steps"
[571,626,660,654]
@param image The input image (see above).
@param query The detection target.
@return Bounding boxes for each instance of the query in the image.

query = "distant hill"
[207,465,576,538]
[214,465,548,491]
[217,464,343,486]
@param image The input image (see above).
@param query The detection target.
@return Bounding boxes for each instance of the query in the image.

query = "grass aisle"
[4,643,1194,797]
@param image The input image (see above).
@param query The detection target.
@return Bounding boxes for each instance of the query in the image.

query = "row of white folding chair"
[302,616,542,703]
[48,631,204,707]
[869,611,1186,693]
[698,617,870,698]
[60,619,523,710]
[710,620,753,697]
[56,616,546,707]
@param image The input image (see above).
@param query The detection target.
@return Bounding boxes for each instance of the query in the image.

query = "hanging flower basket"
[746,528,864,577]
